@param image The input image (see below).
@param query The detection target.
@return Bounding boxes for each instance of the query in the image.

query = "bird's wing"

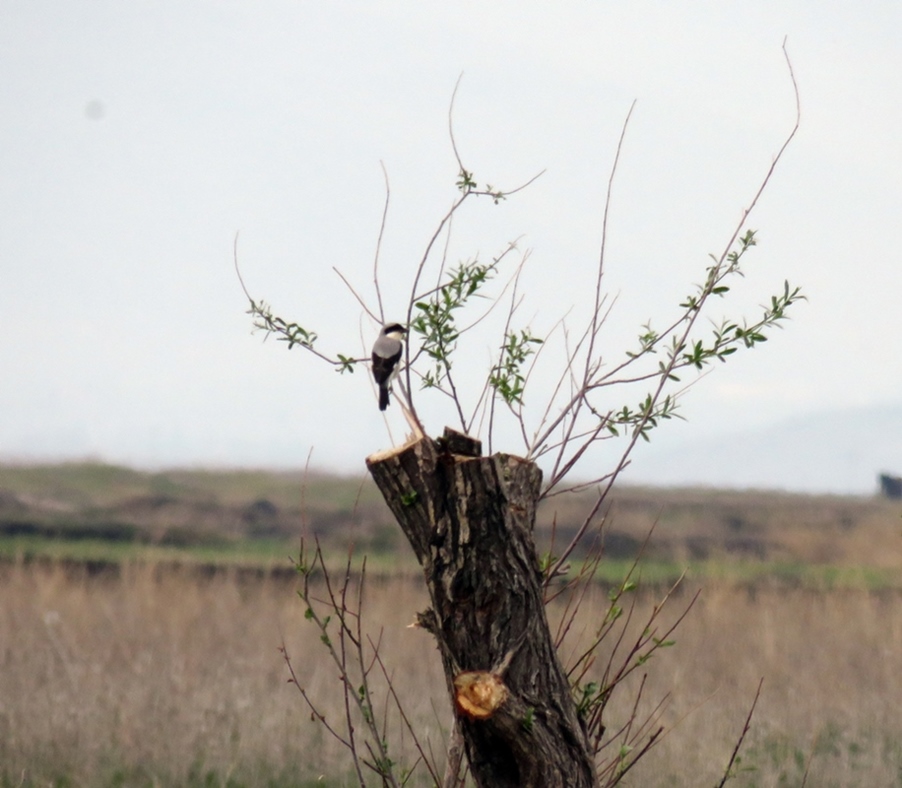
[371,348,402,385]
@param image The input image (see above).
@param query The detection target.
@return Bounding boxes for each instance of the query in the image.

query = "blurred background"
[2,2,900,493]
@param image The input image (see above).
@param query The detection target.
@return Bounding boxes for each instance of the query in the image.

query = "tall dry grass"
[0,560,447,786]
[2,559,901,786]
[564,579,902,785]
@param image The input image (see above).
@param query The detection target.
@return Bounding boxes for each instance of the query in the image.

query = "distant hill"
[2,461,900,574]
[0,463,400,554]
[627,402,902,495]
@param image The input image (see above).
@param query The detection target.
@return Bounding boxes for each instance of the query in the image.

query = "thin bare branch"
[404,190,471,421]
[280,643,354,751]
[447,73,466,176]
[368,635,442,786]
[334,266,382,324]
[530,103,635,493]
[232,231,251,302]
[544,49,800,577]
[373,160,391,322]
[543,470,618,500]
[584,101,635,382]
[714,677,764,788]
[528,293,617,468]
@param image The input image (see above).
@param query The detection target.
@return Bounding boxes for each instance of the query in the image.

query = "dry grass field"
[3,557,902,787]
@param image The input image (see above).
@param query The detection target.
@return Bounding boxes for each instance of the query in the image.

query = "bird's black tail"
[379,385,390,411]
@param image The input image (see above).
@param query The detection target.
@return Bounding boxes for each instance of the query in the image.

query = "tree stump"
[367,428,595,787]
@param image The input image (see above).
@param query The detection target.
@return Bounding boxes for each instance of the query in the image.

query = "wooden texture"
[367,430,595,787]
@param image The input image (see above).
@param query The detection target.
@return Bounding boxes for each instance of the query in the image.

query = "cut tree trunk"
[367,428,596,788]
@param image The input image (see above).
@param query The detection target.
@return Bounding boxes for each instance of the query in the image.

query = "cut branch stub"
[366,429,595,788]
[454,671,509,720]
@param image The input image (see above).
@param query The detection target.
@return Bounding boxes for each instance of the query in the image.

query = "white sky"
[2,2,900,487]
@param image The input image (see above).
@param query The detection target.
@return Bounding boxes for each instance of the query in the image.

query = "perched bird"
[371,323,407,411]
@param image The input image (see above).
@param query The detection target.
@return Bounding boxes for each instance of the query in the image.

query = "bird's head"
[381,323,408,341]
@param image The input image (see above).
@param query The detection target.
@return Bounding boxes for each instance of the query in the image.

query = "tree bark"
[367,428,596,788]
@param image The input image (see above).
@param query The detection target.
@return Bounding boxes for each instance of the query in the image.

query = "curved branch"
[543,44,802,575]
[373,161,391,323]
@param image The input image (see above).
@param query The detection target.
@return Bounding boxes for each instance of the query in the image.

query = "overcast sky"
[2,3,900,490]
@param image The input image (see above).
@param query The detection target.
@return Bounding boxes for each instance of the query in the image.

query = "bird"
[371,323,407,411]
